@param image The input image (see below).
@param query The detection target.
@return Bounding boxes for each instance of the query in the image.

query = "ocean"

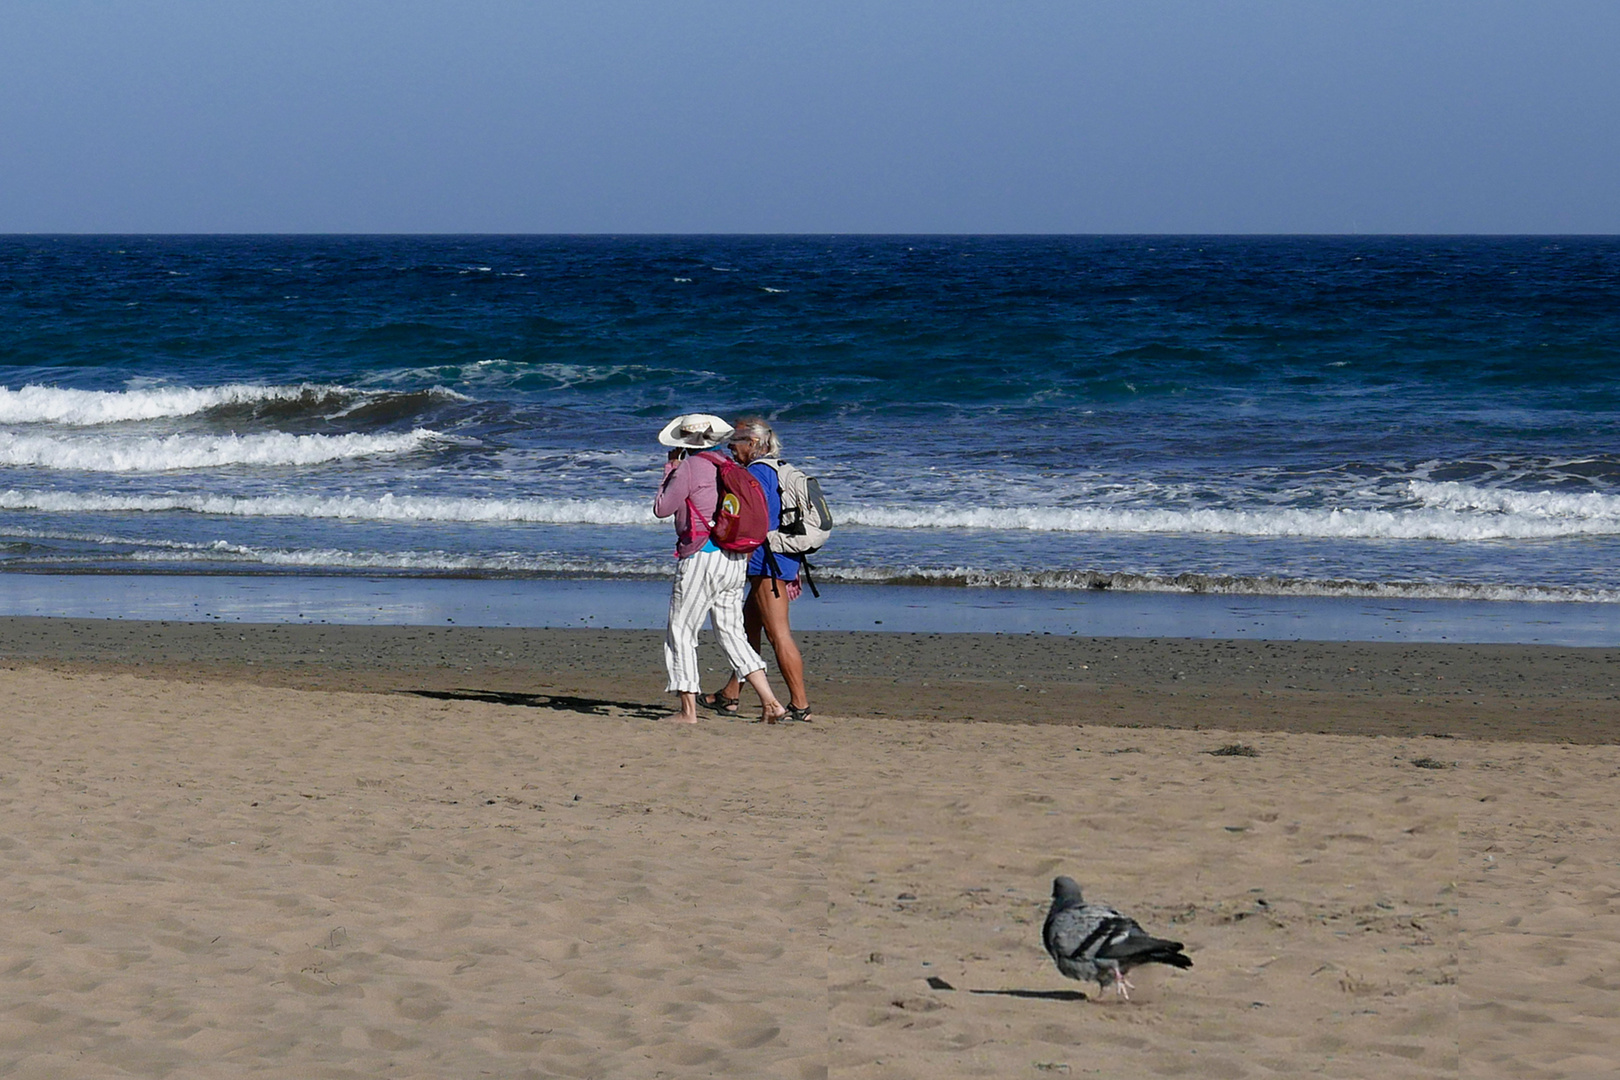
[2,234,1617,641]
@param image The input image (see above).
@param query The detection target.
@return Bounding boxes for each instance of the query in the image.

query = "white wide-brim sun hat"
[657,413,734,449]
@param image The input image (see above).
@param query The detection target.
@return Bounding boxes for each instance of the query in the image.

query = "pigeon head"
[1051,876,1084,904]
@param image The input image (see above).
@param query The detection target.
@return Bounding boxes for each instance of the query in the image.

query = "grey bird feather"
[1042,876,1192,999]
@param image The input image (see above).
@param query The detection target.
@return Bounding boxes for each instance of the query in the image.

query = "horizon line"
[4,231,1618,240]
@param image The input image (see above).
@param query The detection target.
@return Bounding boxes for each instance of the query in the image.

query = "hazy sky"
[3,1,1617,233]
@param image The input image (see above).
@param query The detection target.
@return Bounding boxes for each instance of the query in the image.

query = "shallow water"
[4,573,1617,646]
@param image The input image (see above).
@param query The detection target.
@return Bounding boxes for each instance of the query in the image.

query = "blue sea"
[2,235,1617,642]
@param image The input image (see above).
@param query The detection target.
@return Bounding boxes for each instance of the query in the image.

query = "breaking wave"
[3,524,1614,603]
[814,566,1620,603]
[835,509,1620,542]
[0,382,471,425]
[0,526,671,577]
[0,430,449,471]
[0,489,653,521]
[842,481,1620,540]
[127,545,672,578]
[1409,480,1620,520]
[6,482,1620,539]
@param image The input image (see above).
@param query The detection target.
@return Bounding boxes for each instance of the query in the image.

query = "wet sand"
[1,618,1618,1077]
[2,616,1617,741]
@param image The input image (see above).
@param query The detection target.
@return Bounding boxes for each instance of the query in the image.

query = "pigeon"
[1042,876,1191,1000]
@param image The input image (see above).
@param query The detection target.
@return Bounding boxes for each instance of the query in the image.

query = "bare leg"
[742,669,786,723]
[751,577,807,709]
[663,690,700,724]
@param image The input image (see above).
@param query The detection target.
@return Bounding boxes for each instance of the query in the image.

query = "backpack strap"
[762,542,784,597]
[758,455,784,491]
[683,495,710,545]
[681,452,726,545]
[800,555,820,598]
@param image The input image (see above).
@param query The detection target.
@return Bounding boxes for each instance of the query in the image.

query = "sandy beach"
[2,619,1618,1077]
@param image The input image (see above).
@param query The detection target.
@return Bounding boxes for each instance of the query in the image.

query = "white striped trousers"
[663,547,765,693]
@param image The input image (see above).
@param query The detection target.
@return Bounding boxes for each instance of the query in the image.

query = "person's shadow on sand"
[405,689,667,720]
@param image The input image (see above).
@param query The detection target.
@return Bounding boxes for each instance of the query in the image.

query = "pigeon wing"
[1091,917,1193,971]
[1044,902,1127,963]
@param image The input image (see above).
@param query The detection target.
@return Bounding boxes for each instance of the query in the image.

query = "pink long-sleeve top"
[653,452,720,558]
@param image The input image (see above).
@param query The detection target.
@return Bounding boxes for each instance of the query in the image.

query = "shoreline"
[4,570,1620,645]
[5,615,1617,743]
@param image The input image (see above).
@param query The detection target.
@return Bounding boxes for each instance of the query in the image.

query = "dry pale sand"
[1,622,1618,1077]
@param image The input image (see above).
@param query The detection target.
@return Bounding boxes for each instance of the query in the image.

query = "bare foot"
[759,701,787,725]
[664,691,699,724]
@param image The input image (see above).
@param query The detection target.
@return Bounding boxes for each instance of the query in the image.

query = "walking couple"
[653,413,813,725]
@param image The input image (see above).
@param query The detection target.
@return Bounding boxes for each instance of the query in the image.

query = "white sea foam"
[842,499,1620,540]
[125,546,672,577]
[1410,480,1620,520]
[0,526,253,554]
[0,383,331,425]
[6,523,1612,603]
[807,565,1620,603]
[0,489,657,523]
[0,523,671,574]
[5,483,1620,539]
[0,382,469,426]
[0,430,447,471]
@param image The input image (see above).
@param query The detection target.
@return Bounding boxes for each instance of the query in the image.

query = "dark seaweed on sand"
[1207,743,1260,757]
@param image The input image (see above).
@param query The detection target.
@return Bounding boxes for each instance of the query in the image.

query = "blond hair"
[731,415,782,458]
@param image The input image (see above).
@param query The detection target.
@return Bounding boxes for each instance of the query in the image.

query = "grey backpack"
[763,459,833,556]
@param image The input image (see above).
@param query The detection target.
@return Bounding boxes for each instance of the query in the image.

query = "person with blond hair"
[698,415,812,723]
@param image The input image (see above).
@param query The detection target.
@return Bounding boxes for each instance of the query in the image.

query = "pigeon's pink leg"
[1105,963,1135,1000]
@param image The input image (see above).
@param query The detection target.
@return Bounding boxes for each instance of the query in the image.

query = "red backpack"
[691,451,770,553]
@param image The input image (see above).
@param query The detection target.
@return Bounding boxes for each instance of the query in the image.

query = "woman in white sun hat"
[652,413,788,724]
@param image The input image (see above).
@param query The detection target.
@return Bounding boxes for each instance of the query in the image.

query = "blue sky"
[3,1,1617,233]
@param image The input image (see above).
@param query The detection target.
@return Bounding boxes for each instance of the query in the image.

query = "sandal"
[781,705,813,723]
[698,690,739,715]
